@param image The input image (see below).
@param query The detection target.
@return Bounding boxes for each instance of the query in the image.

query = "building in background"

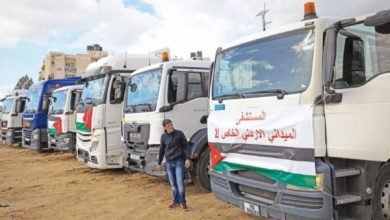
[38,44,108,80]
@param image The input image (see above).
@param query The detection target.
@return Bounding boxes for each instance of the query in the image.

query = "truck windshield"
[125,68,162,113]
[81,75,107,105]
[213,29,315,99]
[49,90,67,115]
[25,85,43,113]
[3,98,14,114]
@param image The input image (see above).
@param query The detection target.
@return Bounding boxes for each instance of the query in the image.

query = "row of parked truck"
[1,3,390,219]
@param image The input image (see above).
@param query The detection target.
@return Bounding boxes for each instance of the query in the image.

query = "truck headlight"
[32,129,39,140]
[90,141,99,152]
[286,173,324,192]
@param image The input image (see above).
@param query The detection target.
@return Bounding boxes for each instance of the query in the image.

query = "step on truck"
[208,3,390,219]
[22,78,80,151]
[76,53,161,169]
[0,90,28,145]
[47,85,84,152]
[122,57,212,191]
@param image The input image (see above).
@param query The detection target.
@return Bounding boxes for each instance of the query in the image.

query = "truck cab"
[76,53,161,169]
[209,4,390,220]
[22,78,80,151]
[1,90,28,145]
[122,59,212,190]
[47,85,83,152]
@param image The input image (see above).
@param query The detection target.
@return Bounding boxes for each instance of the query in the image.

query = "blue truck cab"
[22,77,79,151]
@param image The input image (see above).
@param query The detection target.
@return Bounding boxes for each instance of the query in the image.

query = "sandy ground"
[0,144,264,220]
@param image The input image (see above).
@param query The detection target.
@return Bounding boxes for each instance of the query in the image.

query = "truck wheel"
[192,147,211,192]
[373,163,390,219]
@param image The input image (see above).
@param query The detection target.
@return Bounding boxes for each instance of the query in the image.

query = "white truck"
[76,53,161,169]
[208,3,390,219]
[47,84,83,152]
[122,59,212,190]
[0,90,28,145]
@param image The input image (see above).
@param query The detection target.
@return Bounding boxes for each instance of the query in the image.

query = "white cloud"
[0,0,389,58]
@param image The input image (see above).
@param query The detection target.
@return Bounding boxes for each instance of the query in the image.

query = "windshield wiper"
[24,109,36,114]
[136,103,153,112]
[80,98,94,106]
[214,92,245,102]
[124,105,135,113]
[242,89,288,99]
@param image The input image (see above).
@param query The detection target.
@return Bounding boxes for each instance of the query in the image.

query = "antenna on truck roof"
[256,2,271,31]
[123,51,127,69]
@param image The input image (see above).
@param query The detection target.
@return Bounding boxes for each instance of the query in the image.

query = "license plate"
[244,202,260,216]
[129,133,141,139]
[25,138,30,142]
[51,139,56,143]
[130,154,141,160]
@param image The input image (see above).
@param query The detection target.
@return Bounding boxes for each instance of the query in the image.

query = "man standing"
[157,119,191,210]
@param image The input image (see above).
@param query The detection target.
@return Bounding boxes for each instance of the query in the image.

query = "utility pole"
[256,2,271,31]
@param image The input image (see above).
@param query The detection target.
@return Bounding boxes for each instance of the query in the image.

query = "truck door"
[105,75,126,158]
[324,22,390,161]
[162,69,209,139]
[68,89,81,133]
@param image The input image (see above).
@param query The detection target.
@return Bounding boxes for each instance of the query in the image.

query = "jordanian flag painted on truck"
[208,105,316,188]
[48,116,63,135]
[76,107,93,133]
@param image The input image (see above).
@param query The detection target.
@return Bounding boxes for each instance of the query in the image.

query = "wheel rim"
[381,181,390,219]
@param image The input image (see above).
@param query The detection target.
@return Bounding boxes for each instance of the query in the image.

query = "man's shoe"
[180,203,188,210]
[168,203,178,209]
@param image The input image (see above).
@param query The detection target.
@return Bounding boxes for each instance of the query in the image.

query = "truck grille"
[23,129,32,146]
[123,123,150,150]
[234,170,276,185]
[237,184,277,204]
[211,175,230,190]
[280,194,323,209]
[77,132,91,143]
[23,129,32,139]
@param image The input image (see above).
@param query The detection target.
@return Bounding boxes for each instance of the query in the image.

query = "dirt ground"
[0,144,263,220]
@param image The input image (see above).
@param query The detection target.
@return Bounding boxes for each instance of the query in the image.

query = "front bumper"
[48,132,75,152]
[77,148,123,169]
[22,128,48,151]
[210,160,333,219]
[76,130,123,169]
[125,146,167,178]
[1,127,22,145]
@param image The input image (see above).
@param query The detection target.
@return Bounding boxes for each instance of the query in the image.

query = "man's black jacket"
[158,129,190,165]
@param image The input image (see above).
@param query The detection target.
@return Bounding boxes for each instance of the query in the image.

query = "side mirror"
[159,105,173,112]
[331,80,349,90]
[110,77,125,104]
[42,95,50,111]
[323,27,337,88]
[16,100,24,113]
[74,92,81,110]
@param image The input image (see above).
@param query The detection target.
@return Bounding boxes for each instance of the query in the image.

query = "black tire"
[192,147,211,192]
[373,163,390,220]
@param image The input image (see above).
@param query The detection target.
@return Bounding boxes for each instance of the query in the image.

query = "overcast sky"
[0,0,389,97]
